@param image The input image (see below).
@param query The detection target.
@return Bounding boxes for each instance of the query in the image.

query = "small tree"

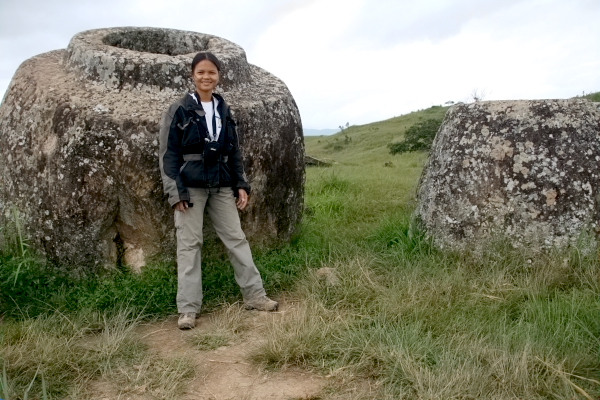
[339,122,350,132]
[388,118,443,155]
[469,88,487,102]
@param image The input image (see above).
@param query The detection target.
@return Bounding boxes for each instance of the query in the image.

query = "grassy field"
[1,100,599,399]
[251,104,599,399]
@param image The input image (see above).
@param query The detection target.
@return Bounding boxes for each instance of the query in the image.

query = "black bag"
[204,141,221,166]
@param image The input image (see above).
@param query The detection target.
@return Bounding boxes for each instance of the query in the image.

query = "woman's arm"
[225,114,251,196]
[236,188,248,210]
[159,103,190,206]
[174,200,189,212]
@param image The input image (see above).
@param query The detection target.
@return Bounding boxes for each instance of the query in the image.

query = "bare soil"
[91,299,326,400]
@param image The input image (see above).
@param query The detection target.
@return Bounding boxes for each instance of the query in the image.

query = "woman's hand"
[175,201,189,212]
[236,189,249,210]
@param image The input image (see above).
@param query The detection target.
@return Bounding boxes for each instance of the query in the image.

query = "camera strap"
[203,97,218,142]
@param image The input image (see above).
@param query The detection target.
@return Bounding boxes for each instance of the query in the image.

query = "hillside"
[583,90,600,102]
[305,105,449,165]
[303,105,450,218]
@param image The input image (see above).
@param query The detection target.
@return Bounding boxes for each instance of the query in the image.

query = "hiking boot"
[178,312,196,329]
[244,296,278,311]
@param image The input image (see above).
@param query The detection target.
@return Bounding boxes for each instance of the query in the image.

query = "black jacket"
[159,93,251,206]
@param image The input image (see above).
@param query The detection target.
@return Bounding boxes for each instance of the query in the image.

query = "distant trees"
[388,118,443,155]
[338,122,350,132]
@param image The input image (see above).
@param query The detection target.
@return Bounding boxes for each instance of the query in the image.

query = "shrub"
[388,118,442,155]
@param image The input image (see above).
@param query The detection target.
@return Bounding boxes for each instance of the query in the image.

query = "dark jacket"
[159,93,251,207]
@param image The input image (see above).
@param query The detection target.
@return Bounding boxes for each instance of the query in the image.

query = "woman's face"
[192,59,219,95]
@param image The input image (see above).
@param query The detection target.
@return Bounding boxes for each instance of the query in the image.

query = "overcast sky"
[1,0,599,129]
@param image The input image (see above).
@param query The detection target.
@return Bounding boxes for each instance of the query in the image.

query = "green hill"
[305,105,449,166]
[303,105,450,221]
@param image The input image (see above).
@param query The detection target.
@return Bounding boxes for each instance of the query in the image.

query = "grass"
[1,100,600,399]
[105,354,194,400]
[1,307,145,398]
[253,198,600,399]
[248,106,600,399]
[0,307,195,399]
[186,302,249,351]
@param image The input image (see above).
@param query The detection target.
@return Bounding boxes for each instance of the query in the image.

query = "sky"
[1,0,599,130]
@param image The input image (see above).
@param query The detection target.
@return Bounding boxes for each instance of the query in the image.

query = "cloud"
[262,0,600,127]
[339,0,527,48]
[0,0,599,128]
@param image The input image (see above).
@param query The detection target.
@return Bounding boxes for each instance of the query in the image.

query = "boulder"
[0,27,304,271]
[305,155,331,167]
[416,99,600,250]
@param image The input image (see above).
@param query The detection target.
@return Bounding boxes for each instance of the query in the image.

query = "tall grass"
[0,307,195,399]
[0,255,179,318]
[0,307,145,398]
[253,211,600,399]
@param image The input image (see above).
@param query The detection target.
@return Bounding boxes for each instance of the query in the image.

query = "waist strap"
[183,154,203,161]
[182,154,228,162]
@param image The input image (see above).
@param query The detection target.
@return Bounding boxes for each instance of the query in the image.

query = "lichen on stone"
[417,99,600,250]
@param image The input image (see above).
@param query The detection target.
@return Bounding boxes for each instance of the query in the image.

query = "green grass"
[0,240,303,319]
[253,215,600,399]
[0,256,178,318]
[0,307,195,399]
[249,105,600,399]
[306,105,449,164]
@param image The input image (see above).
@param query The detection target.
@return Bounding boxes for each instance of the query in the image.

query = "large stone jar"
[0,27,304,271]
[417,99,600,250]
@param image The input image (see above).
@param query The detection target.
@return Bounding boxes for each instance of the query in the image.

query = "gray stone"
[305,155,331,167]
[315,267,339,286]
[0,27,304,271]
[416,99,600,250]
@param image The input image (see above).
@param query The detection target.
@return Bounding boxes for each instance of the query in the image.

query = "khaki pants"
[175,187,266,313]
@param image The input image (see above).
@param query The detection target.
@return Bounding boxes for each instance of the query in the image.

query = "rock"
[315,267,339,286]
[305,155,331,167]
[416,99,600,250]
[0,27,304,271]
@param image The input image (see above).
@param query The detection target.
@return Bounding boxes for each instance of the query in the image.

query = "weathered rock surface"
[417,99,600,250]
[0,27,304,271]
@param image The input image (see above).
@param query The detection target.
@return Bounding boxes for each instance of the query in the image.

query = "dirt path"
[135,299,326,400]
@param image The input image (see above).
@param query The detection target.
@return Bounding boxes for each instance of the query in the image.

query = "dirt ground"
[90,299,327,400]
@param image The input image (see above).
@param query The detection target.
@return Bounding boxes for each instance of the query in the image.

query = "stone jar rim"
[64,27,251,91]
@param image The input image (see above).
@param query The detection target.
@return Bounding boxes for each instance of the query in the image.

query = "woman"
[159,52,278,330]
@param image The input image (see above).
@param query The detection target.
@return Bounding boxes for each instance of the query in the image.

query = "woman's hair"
[191,52,222,73]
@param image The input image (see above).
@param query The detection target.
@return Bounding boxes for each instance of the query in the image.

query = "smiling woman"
[159,51,280,329]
